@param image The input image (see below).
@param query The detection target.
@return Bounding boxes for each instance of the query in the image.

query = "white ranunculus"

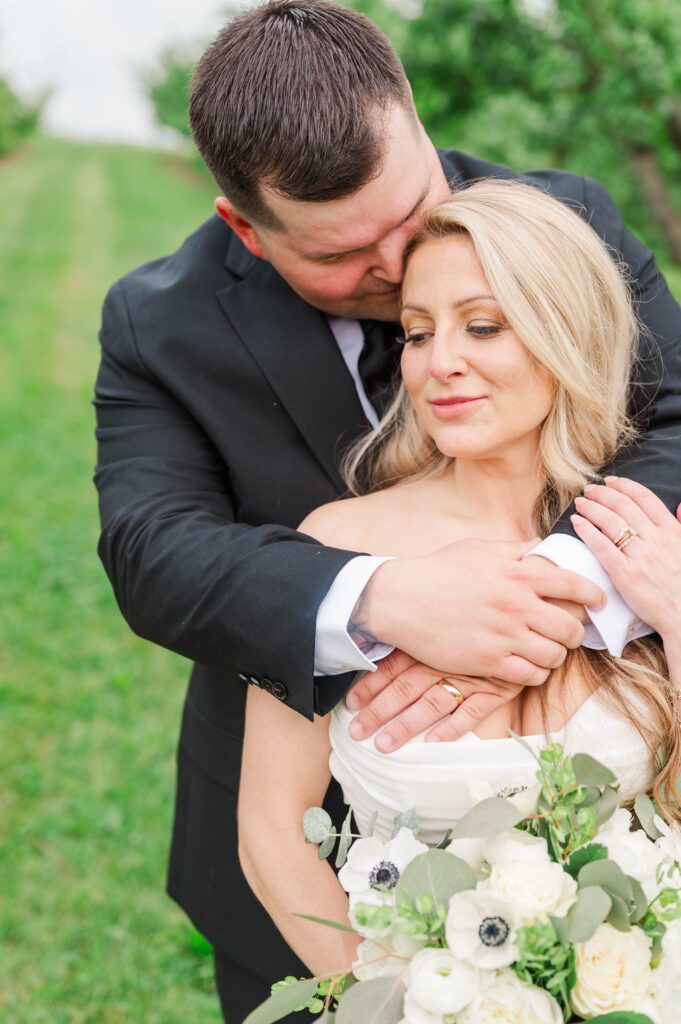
[479,859,577,924]
[647,918,681,1024]
[482,829,550,866]
[571,922,653,1018]
[351,932,427,982]
[338,827,428,895]
[398,990,446,1024]
[405,947,479,1015]
[445,889,519,969]
[654,813,681,866]
[598,808,669,901]
[444,836,486,872]
[457,968,563,1024]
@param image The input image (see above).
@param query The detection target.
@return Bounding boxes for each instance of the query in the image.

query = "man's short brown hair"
[189,0,412,228]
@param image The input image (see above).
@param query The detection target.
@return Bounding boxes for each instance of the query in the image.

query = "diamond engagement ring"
[613,525,637,550]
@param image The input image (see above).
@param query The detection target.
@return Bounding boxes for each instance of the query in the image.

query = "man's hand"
[345,537,604,750]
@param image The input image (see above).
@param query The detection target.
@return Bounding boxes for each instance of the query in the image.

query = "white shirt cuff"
[527,534,652,656]
[314,556,395,675]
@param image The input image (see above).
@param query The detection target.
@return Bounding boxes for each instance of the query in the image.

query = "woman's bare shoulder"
[298,488,405,552]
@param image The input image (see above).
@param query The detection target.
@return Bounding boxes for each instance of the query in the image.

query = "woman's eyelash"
[396,332,431,345]
[467,324,503,336]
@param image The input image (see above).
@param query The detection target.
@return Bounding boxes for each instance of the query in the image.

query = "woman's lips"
[429,396,488,419]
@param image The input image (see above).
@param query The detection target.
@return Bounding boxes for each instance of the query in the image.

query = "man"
[94,1,681,1019]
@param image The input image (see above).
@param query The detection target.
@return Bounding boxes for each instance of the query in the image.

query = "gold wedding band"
[437,679,465,705]
[613,525,637,550]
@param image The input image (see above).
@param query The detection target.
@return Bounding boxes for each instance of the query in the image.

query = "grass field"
[1,136,222,1023]
[2,134,681,1023]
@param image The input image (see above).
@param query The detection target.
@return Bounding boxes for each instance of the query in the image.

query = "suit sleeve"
[94,280,357,720]
[552,177,681,536]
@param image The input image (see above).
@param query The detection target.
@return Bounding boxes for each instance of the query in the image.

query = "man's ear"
[215,197,267,260]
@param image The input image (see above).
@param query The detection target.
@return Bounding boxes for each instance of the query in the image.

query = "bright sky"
[0,0,230,146]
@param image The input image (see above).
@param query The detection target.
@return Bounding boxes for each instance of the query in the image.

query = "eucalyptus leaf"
[572,753,617,787]
[608,892,633,932]
[629,878,648,924]
[437,829,454,850]
[335,808,354,869]
[578,860,632,901]
[593,786,620,827]
[561,885,612,942]
[450,797,523,840]
[508,728,540,761]
[243,978,321,1024]
[565,842,608,879]
[634,793,664,840]
[292,913,357,934]
[335,976,406,1024]
[587,1014,655,1023]
[303,807,333,844]
[391,808,419,839]
[396,849,475,909]
[318,833,336,860]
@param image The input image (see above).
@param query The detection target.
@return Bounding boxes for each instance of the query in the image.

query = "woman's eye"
[467,323,503,337]
[398,331,432,346]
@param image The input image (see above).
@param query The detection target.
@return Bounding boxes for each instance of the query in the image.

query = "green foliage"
[0,76,42,155]
[450,796,523,839]
[512,919,576,1018]
[395,849,476,908]
[144,49,195,140]
[334,974,405,1024]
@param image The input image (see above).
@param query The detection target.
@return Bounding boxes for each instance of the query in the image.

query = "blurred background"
[2,0,680,1020]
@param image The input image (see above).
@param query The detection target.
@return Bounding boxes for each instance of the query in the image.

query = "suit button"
[261,677,274,693]
[248,675,263,688]
[271,681,288,701]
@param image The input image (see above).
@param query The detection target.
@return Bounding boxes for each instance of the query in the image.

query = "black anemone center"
[369,859,400,890]
[478,915,510,947]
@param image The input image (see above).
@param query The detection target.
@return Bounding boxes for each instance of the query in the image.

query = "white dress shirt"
[313,316,651,675]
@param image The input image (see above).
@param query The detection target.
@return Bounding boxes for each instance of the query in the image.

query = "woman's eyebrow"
[401,294,497,313]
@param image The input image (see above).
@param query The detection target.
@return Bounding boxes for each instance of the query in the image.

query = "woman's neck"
[443,441,544,541]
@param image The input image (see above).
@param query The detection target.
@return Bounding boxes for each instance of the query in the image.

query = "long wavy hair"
[343,179,679,819]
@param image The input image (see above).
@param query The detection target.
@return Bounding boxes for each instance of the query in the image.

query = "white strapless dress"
[329,692,653,844]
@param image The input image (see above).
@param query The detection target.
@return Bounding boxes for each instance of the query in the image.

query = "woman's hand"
[571,476,681,641]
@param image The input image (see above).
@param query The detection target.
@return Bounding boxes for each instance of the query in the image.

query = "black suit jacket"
[94,150,681,980]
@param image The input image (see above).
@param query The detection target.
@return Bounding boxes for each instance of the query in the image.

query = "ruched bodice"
[329,692,653,845]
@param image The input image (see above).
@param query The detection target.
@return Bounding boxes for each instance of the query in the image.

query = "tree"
[0,74,41,155]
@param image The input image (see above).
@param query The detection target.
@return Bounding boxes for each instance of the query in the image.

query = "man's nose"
[371,229,407,284]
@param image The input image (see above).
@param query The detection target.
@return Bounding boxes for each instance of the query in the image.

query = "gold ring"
[437,679,464,705]
[613,525,637,550]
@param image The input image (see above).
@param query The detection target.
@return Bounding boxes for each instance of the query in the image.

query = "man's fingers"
[532,565,606,610]
[511,630,567,672]
[346,650,416,709]
[526,603,585,647]
[496,654,549,687]
[425,692,507,742]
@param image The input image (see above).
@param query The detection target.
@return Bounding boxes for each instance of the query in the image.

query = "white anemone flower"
[446,889,520,968]
[338,826,428,895]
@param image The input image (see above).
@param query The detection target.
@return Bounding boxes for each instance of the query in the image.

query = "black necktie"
[358,320,402,418]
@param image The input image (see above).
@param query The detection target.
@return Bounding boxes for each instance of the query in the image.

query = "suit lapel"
[217,254,369,492]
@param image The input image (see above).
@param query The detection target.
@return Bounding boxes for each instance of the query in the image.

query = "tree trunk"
[630,148,681,265]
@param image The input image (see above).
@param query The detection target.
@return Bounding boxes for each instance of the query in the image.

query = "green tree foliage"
[144,0,681,263]
[0,75,41,155]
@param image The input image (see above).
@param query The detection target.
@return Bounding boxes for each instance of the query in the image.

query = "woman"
[236,179,681,979]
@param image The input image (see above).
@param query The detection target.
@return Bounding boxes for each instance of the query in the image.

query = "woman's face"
[400,234,554,463]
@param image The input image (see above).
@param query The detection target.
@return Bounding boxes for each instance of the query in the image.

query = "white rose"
[405,947,479,1015]
[647,918,681,1024]
[482,829,550,866]
[338,827,429,895]
[351,932,426,982]
[479,859,577,924]
[457,968,563,1024]
[445,889,519,968]
[598,809,668,901]
[571,922,652,1018]
[398,991,445,1024]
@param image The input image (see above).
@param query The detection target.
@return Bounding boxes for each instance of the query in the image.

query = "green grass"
[1,135,680,1023]
[0,136,222,1023]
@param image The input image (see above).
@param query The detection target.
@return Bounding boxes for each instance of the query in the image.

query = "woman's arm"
[238,682,361,977]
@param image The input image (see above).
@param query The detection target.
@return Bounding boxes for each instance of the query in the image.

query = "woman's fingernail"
[570,514,583,527]
[346,692,360,709]
[375,733,394,752]
[349,720,365,739]
[583,483,596,494]
[575,496,586,505]
[604,475,617,483]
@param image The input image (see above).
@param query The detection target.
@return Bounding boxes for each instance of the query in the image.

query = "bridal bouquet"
[245,740,681,1024]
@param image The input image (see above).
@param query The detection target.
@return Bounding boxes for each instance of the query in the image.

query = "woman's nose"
[428,333,469,382]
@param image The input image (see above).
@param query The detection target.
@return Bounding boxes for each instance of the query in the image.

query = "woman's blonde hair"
[343,178,680,819]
